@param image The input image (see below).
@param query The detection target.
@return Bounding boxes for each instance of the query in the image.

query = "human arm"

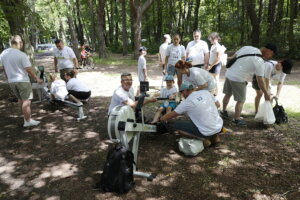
[25,67,43,84]
[73,57,79,69]
[204,52,210,69]
[256,76,271,101]
[164,56,169,74]
[194,83,208,91]
[143,68,148,81]
[275,82,283,99]
[207,51,221,70]
[160,111,179,121]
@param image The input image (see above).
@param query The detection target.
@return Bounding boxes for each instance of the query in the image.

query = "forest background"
[0,0,299,60]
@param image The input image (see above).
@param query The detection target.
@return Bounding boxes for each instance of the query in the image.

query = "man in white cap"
[159,34,171,74]
[160,81,223,147]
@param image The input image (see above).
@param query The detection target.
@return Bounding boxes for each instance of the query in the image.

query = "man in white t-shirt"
[0,35,43,127]
[108,73,156,115]
[252,59,293,113]
[160,81,223,147]
[53,39,78,81]
[159,34,171,73]
[221,44,276,126]
[186,30,209,68]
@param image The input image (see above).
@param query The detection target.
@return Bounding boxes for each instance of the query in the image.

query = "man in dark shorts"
[160,81,223,147]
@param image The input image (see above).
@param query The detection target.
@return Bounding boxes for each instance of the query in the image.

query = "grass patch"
[93,56,155,66]
[286,109,300,120]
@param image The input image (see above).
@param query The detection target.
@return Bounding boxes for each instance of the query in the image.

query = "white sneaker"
[24,119,40,127]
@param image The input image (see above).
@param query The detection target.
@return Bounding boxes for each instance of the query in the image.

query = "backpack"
[273,99,288,124]
[99,143,135,194]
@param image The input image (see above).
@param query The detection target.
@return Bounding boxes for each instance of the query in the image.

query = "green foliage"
[0,10,10,45]
[93,56,137,66]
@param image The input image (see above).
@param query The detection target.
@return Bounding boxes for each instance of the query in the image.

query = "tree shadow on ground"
[0,84,299,200]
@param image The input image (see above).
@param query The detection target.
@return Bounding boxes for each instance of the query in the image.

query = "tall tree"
[245,0,261,45]
[98,0,106,58]
[288,0,299,54]
[193,0,201,31]
[130,0,154,58]
[64,0,80,58]
[121,0,128,56]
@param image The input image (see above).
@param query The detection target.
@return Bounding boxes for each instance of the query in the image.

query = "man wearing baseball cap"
[221,43,277,126]
[160,81,223,147]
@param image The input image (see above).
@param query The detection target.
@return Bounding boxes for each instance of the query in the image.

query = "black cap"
[281,59,293,74]
[265,43,277,54]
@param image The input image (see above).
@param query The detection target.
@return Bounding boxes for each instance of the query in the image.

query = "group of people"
[0,36,91,127]
[108,29,293,147]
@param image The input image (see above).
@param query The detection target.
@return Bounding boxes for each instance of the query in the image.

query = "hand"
[169,95,175,100]
[163,69,166,75]
[264,93,271,101]
[55,68,58,73]
[36,78,43,84]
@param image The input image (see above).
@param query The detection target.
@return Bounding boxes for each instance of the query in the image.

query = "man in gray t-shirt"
[0,35,43,127]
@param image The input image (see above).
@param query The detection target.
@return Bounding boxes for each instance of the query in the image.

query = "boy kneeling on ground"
[151,75,178,124]
[160,81,223,147]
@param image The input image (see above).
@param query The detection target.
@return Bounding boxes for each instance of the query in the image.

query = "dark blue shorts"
[172,120,209,138]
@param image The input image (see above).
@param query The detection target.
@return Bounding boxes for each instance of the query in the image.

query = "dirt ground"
[0,53,299,200]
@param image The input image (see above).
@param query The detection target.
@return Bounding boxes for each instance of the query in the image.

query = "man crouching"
[160,81,223,147]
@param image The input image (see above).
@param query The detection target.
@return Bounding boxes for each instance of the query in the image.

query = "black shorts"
[252,75,260,90]
[209,62,222,74]
[68,90,91,100]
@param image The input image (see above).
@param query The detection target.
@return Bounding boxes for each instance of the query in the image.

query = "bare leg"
[166,106,172,114]
[22,100,32,122]
[234,101,244,120]
[151,107,164,124]
[222,94,231,111]
[211,73,219,95]
[254,89,263,114]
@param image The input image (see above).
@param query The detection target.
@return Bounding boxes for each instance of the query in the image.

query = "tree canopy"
[0,0,299,58]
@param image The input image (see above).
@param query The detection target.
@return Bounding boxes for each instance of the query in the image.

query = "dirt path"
[0,53,299,200]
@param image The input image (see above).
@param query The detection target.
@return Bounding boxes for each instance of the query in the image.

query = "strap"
[236,54,262,60]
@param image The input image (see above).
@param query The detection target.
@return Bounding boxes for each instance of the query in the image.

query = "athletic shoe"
[220,110,230,119]
[232,119,247,126]
[24,119,40,127]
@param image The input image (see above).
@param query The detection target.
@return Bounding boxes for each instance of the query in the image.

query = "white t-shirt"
[174,90,223,136]
[166,44,186,66]
[186,40,209,66]
[159,43,169,64]
[53,46,76,70]
[182,67,216,91]
[50,79,68,101]
[160,86,177,98]
[138,55,146,81]
[225,46,265,82]
[264,60,286,83]
[209,43,222,65]
[66,78,90,92]
[0,48,31,83]
[108,86,135,114]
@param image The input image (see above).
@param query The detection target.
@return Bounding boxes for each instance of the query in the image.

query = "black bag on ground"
[226,54,263,68]
[99,143,135,194]
[273,99,288,124]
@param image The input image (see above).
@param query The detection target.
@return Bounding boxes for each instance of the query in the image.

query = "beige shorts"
[223,78,247,102]
[9,82,33,100]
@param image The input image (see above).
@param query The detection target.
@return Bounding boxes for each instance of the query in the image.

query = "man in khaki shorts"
[0,35,43,127]
[221,44,276,126]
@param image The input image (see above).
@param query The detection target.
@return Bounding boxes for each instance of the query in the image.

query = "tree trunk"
[88,0,97,49]
[156,0,162,43]
[130,0,154,58]
[121,0,128,56]
[245,0,260,46]
[75,0,85,46]
[193,0,201,31]
[98,0,106,58]
[288,0,298,54]
[114,0,119,49]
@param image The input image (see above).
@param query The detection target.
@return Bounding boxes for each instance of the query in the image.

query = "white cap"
[164,34,171,40]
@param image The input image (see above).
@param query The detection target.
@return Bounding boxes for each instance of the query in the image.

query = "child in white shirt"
[151,75,178,124]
